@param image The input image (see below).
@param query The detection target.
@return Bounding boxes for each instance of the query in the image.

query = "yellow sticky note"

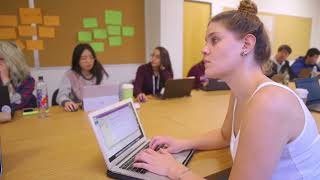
[38,26,55,38]
[0,28,16,39]
[43,16,60,26]
[18,25,37,36]
[0,15,18,26]
[19,8,42,24]
[15,40,25,49]
[26,40,44,50]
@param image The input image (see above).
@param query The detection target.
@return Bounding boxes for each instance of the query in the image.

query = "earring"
[240,51,247,57]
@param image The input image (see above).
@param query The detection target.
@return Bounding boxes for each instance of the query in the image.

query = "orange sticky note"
[18,25,37,36]
[38,26,55,38]
[19,8,42,24]
[26,40,44,50]
[0,28,16,39]
[0,15,18,26]
[43,16,60,26]
[15,40,25,49]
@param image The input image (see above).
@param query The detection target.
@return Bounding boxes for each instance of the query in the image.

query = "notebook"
[87,99,194,180]
[201,79,230,91]
[295,77,320,112]
[82,84,119,111]
[157,78,195,99]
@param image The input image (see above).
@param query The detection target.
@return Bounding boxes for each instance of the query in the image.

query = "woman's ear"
[241,34,256,56]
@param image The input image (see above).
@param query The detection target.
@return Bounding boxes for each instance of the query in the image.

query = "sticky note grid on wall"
[77,10,135,53]
[0,8,60,50]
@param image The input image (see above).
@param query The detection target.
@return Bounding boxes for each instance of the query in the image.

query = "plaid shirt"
[4,75,37,111]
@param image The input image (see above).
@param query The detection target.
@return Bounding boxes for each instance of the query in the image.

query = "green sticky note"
[90,42,105,52]
[122,26,135,37]
[108,26,121,35]
[108,36,122,46]
[78,31,92,42]
[83,18,98,28]
[93,29,107,39]
[105,10,122,25]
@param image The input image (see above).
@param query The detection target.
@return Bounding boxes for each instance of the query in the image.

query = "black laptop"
[157,78,195,99]
[201,79,230,91]
[295,77,320,112]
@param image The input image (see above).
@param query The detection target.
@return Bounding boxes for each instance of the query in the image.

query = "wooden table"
[0,90,233,180]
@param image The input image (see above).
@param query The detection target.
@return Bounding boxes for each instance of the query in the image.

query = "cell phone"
[22,108,39,116]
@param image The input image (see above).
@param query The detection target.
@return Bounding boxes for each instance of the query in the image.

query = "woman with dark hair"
[132,0,320,179]
[57,43,109,112]
[133,46,173,102]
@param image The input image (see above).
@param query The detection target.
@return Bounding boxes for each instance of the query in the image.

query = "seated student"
[0,41,36,112]
[133,46,173,102]
[291,48,320,78]
[133,1,320,179]
[57,43,109,112]
[269,44,293,79]
[187,60,208,89]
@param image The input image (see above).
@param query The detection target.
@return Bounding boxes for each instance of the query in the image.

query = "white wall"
[145,0,161,61]
[160,0,184,78]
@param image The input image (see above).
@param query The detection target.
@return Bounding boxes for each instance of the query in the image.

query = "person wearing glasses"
[57,43,109,112]
[133,46,174,102]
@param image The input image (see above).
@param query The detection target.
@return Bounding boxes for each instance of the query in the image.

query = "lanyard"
[152,75,160,95]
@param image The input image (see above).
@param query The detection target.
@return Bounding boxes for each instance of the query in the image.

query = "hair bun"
[238,0,258,15]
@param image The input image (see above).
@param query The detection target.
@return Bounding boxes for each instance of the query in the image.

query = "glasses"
[80,56,95,62]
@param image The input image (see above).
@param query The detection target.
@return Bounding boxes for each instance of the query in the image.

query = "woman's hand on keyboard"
[149,136,189,153]
[133,148,187,179]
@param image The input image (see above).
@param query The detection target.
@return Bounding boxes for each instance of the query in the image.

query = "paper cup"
[120,83,133,101]
[295,88,309,104]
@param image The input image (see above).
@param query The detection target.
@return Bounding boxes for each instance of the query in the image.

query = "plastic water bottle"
[311,66,318,78]
[36,76,48,119]
[283,70,290,85]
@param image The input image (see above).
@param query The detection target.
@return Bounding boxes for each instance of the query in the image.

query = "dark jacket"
[269,60,294,80]
[133,63,173,97]
[187,61,206,89]
[291,56,320,78]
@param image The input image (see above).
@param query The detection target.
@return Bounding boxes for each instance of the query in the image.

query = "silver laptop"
[87,99,194,180]
[82,84,119,111]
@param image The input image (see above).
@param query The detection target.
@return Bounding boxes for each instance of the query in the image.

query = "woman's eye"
[211,37,219,45]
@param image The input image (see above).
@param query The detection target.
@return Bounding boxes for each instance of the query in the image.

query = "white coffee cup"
[295,88,309,104]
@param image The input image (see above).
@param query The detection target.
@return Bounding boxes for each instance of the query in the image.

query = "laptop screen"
[92,102,144,162]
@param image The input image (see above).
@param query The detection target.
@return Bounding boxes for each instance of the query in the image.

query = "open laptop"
[88,99,194,180]
[295,77,320,112]
[157,78,195,99]
[201,79,230,91]
[0,86,12,122]
[82,84,119,111]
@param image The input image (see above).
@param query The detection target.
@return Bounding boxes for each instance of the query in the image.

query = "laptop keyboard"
[119,143,166,174]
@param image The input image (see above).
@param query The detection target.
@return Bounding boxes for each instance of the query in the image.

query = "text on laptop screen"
[93,103,144,162]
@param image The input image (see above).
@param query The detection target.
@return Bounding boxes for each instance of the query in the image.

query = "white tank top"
[230,81,320,179]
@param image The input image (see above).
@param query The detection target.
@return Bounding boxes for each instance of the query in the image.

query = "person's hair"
[305,48,320,58]
[278,44,292,54]
[71,43,108,85]
[155,46,174,77]
[209,0,271,65]
[0,41,30,87]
